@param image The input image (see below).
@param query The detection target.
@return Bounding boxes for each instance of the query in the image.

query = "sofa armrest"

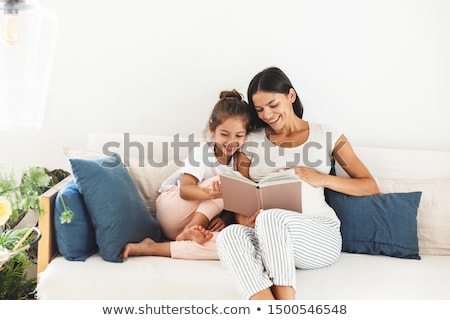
[37,176,72,275]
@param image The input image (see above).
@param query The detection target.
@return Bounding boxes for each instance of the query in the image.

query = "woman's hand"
[207,216,226,231]
[292,166,325,188]
[235,209,262,228]
[291,135,380,196]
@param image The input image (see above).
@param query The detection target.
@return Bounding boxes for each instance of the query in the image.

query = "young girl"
[122,89,251,258]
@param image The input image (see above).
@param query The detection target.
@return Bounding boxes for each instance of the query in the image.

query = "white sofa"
[36,133,450,299]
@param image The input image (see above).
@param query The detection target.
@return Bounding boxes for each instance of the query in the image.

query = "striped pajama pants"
[216,209,342,299]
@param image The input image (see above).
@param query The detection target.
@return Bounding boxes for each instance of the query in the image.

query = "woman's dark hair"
[204,89,252,138]
[247,67,304,129]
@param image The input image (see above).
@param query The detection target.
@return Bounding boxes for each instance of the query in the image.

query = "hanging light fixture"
[0,2,19,47]
[0,0,58,130]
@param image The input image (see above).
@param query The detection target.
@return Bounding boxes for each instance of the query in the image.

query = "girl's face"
[252,89,296,131]
[212,116,247,157]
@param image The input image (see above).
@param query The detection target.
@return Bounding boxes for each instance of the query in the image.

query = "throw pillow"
[63,146,180,217]
[127,159,180,215]
[54,179,97,261]
[69,154,165,262]
[325,189,422,259]
[376,178,450,255]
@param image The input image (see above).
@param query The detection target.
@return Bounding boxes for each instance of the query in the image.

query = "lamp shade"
[0,0,58,130]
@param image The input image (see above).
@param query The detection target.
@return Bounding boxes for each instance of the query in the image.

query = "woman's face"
[252,89,296,131]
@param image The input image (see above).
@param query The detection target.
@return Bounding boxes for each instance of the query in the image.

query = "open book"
[219,169,302,216]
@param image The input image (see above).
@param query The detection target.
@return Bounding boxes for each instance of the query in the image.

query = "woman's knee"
[217,224,255,247]
[255,209,284,229]
[218,224,240,239]
[217,224,242,248]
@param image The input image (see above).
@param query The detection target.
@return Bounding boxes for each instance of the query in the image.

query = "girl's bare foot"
[176,225,213,244]
[122,238,157,259]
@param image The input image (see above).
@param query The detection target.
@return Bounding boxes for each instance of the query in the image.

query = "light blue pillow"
[69,154,164,262]
[55,179,97,261]
[325,189,422,259]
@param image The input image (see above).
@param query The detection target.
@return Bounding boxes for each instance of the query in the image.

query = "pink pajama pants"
[156,176,223,260]
[170,232,219,260]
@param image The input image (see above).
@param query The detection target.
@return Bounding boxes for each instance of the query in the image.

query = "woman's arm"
[236,151,251,178]
[233,152,261,226]
[294,134,380,196]
[179,173,222,200]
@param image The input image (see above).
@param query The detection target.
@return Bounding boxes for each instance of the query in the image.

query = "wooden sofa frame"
[37,176,72,275]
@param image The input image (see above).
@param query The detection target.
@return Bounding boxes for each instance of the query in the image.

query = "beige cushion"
[376,178,450,256]
[63,146,107,161]
[63,147,179,215]
[127,159,179,214]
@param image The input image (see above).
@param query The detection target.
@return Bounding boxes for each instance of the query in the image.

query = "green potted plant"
[0,227,41,299]
[0,166,60,300]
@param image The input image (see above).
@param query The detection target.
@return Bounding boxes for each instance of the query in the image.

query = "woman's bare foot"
[176,225,213,244]
[122,238,170,259]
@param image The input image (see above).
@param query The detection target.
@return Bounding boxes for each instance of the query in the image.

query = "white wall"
[1,0,449,175]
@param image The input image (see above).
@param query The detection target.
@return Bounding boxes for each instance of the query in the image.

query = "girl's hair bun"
[219,89,243,101]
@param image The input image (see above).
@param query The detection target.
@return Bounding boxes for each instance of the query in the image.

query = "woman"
[216,67,379,300]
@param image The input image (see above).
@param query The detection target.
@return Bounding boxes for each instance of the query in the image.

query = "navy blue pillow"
[69,154,164,262]
[325,189,422,259]
[55,179,97,261]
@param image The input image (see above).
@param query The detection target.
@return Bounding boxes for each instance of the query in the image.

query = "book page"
[220,169,302,216]
[259,181,302,213]
[220,170,258,186]
[258,169,300,187]
[220,174,261,216]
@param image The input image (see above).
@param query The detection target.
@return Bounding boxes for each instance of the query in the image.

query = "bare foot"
[176,225,213,244]
[122,238,157,259]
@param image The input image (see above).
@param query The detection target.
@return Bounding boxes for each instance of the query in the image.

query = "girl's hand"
[199,179,222,199]
[180,174,223,201]
[200,186,222,199]
[211,180,222,195]
[211,180,221,191]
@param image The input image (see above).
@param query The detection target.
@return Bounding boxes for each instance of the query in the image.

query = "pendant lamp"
[0,0,58,130]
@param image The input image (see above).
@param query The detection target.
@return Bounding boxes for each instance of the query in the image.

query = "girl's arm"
[293,134,379,196]
[179,173,222,201]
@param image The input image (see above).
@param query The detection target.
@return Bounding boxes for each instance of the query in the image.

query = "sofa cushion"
[69,154,165,262]
[63,147,179,215]
[54,179,97,261]
[127,159,179,214]
[376,178,450,255]
[325,189,422,259]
